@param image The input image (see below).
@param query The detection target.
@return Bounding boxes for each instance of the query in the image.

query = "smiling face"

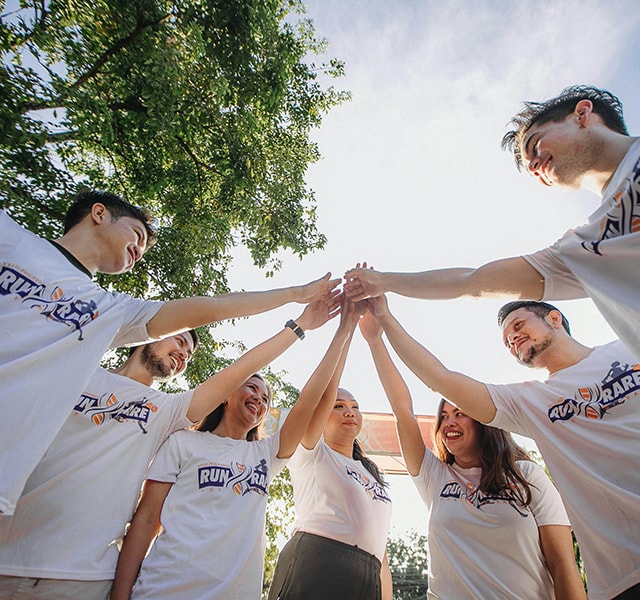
[500,307,556,367]
[97,213,149,274]
[436,401,481,467]
[227,376,271,431]
[520,106,604,190]
[139,333,195,380]
[326,388,363,441]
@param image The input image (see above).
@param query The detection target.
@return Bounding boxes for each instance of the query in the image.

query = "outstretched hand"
[366,294,390,320]
[337,293,367,334]
[296,272,342,303]
[296,288,342,332]
[344,262,384,302]
[358,302,383,343]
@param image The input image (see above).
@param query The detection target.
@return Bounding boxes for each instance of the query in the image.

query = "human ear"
[574,99,593,126]
[547,310,563,329]
[91,202,107,224]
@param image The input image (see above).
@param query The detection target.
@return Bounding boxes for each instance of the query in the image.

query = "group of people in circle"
[1,83,639,600]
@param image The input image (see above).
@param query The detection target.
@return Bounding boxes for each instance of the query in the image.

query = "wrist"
[366,334,384,347]
[285,319,305,340]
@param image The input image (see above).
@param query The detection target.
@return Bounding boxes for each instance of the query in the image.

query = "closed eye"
[533,139,541,157]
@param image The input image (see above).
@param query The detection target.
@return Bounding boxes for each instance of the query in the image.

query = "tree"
[386,530,429,599]
[1,0,349,585]
[0,0,349,379]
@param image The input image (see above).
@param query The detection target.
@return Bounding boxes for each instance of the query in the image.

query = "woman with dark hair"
[111,292,359,600]
[360,297,587,600]
[268,300,393,600]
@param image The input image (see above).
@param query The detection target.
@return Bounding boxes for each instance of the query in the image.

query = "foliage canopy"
[1,0,348,381]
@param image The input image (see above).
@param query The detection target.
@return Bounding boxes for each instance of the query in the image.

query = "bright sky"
[214,0,640,537]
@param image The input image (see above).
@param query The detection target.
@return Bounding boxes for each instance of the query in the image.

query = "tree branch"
[175,135,206,193]
[19,11,172,112]
[68,12,172,92]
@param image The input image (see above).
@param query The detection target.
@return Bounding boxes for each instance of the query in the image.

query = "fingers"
[326,276,341,291]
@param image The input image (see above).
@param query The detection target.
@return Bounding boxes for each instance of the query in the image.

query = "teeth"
[446,432,462,438]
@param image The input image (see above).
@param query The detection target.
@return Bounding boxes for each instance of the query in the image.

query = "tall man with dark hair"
[0,189,339,515]
[366,296,640,600]
[345,85,640,358]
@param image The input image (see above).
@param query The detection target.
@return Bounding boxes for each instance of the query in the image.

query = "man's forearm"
[147,288,300,338]
[381,268,477,300]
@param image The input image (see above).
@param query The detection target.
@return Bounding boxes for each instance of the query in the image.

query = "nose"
[506,330,520,346]
[527,156,541,177]
[344,406,355,417]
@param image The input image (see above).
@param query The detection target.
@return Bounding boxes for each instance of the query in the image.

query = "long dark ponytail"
[352,438,387,488]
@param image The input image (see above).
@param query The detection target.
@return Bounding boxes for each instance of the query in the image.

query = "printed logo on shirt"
[548,359,640,423]
[74,391,159,432]
[344,466,391,503]
[198,459,269,496]
[440,481,529,517]
[581,158,640,255]
[0,265,98,340]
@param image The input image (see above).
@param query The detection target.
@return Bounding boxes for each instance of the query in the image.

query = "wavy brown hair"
[434,399,534,507]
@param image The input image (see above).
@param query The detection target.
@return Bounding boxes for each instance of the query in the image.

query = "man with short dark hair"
[0,190,339,515]
[345,85,640,358]
[368,296,640,600]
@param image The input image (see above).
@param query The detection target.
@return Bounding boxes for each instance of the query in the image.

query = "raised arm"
[278,298,361,458]
[344,258,543,303]
[359,305,425,476]
[370,296,497,424]
[147,272,341,339]
[187,290,341,422]
[110,479,172,600]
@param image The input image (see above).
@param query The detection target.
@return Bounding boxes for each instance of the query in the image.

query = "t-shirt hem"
[587,570,640,600]
[0,566,115,580]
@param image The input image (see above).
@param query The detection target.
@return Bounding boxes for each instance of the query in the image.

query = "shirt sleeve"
[410,447,441,510]
[523,243,588,300]
[110,295,164,347]
[486,381,539,437]
[266,429,289,480]
[287,438,320,474]
[146,431,185,483]
[518,461,570,527]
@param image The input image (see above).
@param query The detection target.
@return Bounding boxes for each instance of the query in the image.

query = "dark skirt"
[267,531,382,600]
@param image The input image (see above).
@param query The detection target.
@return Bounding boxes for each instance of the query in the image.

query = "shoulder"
[515,459,540,477]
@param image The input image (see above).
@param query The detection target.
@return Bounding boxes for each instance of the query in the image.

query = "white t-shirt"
[412,452,568,600]
[524,139,640,359]
[488,340,640,600]
[288,439,392,561]
[0,212,163,515]
[131,429,287,600]
[0,368,192,580]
